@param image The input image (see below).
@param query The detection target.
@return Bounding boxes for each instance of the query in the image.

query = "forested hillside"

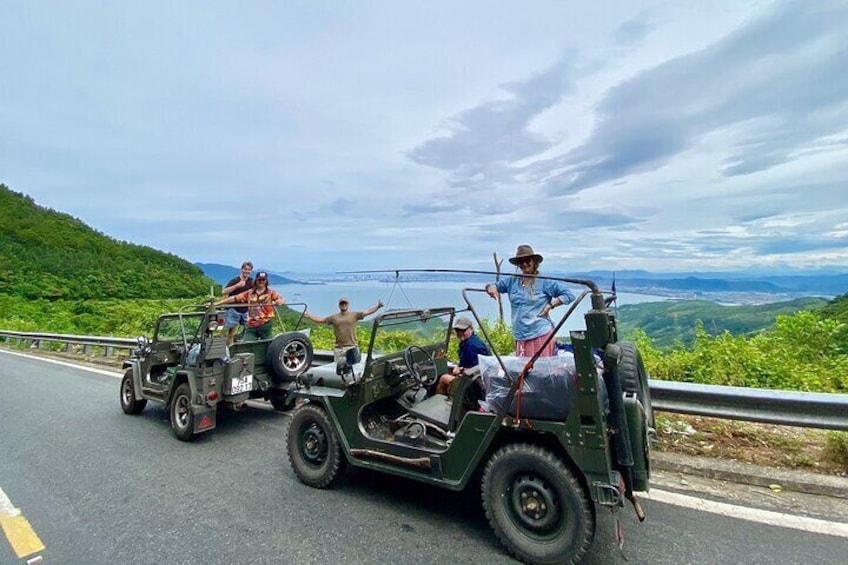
[818,292,848,323]
[0,185,213,299]
[616,297,828,348]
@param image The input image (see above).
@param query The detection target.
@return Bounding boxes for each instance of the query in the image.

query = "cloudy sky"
[2,1,848,274]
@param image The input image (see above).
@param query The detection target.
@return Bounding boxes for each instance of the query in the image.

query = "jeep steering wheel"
[403,345,438,387]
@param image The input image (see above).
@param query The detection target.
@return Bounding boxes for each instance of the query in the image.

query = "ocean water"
[276,280,669,336]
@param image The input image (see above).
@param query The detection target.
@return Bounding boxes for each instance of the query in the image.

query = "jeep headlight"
[208,320,220,332]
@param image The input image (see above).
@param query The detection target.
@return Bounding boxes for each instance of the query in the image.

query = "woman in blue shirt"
[485,245,574,357]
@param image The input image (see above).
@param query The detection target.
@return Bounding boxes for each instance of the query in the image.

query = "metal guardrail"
[1,330,847,431]
[650,380,848,431]
[0,330,136,355]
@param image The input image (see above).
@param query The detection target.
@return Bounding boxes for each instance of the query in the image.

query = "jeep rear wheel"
[170,383,195,442]
[267,332,314,382]
[482,443,594,565]
[617,342,654,427]
[120,369,147,415]
[287,404,345,488]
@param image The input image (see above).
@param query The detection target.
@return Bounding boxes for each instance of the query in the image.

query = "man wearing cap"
[485,244,575,358]
[215,271,285,341]
[436,316,490,396]
[304,298,384,364]
[221,261,254,345]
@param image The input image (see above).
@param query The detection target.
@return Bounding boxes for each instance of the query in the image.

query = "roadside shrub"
[627,315,848,393]
[478,318,514,356]
[824,432,848,471]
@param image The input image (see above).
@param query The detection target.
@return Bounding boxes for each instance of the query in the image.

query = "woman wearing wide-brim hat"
[485,245,575,357]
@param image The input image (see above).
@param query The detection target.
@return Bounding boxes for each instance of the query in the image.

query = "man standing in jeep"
[304,297,383,364]
[216,271,285,341]
[221,261,254,345]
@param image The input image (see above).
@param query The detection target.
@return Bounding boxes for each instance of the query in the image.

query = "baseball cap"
[338,296,349,304]
[255,271,269,280]
[453,316,473,330]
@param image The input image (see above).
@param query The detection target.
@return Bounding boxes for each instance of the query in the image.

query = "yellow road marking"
[0,487,46,558]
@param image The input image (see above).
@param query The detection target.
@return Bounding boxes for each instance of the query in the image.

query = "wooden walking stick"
[493,252,504,322]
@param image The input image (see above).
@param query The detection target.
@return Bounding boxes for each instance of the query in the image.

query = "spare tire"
[616,342,654,427]
[267,332,314,382]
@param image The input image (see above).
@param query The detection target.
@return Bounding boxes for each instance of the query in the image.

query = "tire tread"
[481,442,594,565]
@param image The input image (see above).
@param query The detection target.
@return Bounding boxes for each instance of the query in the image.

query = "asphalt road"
[1,350,846,564]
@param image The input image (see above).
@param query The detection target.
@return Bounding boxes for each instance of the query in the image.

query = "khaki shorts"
[333,345,361,365]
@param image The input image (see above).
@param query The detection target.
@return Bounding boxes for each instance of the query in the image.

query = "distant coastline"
[199,263,846,304]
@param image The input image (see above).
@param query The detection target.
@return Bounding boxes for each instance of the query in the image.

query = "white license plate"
[230,374,253,394]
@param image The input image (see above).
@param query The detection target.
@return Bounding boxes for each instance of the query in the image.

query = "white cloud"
[1,1,847,273]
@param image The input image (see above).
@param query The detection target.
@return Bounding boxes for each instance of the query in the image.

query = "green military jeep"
[120,304,314,441]
[285,276,653,564]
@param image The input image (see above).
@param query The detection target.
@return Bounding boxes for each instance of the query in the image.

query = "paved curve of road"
[1,350,846,564]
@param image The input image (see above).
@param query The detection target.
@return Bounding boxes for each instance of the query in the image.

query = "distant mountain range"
[195,263,322,286]
[573,271,848,295]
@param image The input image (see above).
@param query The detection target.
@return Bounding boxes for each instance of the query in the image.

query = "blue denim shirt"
[492,275,575,341]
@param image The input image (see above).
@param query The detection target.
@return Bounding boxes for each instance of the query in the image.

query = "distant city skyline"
[2,1,847,274]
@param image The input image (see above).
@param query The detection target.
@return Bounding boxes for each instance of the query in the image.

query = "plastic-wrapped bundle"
[478,354,578,421]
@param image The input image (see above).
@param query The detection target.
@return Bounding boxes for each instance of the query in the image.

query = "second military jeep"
[120,304,314,441]
[285,274,653,564]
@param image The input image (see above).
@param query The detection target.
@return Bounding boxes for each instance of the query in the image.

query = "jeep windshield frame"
[153,312,206,349]
[362,306,456,369]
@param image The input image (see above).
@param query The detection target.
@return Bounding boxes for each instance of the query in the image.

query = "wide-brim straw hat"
[508,244,543,266]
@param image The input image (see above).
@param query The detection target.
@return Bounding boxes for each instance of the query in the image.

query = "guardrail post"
[65,343,72,352]
[83,344,91,355]
[105,346,114,357]
[32,339,40,349]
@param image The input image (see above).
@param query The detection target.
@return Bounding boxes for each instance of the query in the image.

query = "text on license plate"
[231,374,253,394]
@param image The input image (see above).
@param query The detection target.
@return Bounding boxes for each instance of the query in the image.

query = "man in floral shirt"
[216,271,285,341]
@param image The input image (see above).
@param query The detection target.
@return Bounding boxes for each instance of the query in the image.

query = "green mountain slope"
[0,185,214,299]
[819,292,848,324]
[616,297,829,348]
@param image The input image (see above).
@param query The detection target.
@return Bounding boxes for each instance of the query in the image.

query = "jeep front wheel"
[170,383,195,442]
[482,443,594,565]
[120,369,147,415]
[286,404,345,488]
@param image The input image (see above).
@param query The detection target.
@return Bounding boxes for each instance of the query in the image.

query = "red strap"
[514,361,533,422]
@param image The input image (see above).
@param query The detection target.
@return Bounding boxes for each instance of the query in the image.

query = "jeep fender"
[165,371,194,406]
[125,359,146,402]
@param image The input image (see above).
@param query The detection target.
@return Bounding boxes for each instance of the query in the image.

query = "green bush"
[824,432,848,471]
[627,312,848,393]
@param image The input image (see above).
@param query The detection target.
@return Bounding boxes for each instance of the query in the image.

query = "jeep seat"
[407,394,452,428]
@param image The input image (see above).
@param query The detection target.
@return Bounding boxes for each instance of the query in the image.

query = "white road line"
[0,348,122,379]
[0,487,22,518]
[648,488,848,538]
